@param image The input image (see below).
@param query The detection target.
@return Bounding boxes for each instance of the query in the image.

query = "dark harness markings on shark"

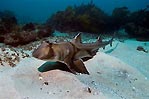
[32,33,114,75]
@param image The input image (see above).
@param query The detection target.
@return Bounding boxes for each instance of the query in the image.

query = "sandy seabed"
[0,37,149,99]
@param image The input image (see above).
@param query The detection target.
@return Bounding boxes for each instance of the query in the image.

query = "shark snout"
[32,50,45,59]
[32,47,52,60]
[32,50,40,58]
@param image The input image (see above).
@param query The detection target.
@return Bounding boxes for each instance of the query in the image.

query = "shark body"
[32,33,114,74]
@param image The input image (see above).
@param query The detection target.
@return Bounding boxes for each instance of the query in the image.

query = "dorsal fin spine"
[74,32,82,43]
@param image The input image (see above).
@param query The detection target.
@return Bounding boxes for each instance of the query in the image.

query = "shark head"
[32,41,55,60]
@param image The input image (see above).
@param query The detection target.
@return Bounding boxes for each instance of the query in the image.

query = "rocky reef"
[0,11,54,46]
[0,3,149,44]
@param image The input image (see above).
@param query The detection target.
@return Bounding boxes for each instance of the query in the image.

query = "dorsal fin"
[74,32,82,43]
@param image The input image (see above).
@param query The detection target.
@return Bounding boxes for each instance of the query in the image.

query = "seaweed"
[22,22,35,31]
[111,7,130,30]
[125,6,149,40]
[0,10,17,34]
[47,2,148,40]
[46,2,108,33]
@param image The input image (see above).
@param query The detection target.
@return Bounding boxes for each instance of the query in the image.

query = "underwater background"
[0,0,148,23]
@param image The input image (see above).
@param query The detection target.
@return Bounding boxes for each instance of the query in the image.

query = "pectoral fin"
[64,58,77,74]
[73,59,89,74]
[38,61,71,73]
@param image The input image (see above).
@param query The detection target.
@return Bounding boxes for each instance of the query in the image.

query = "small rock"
[132,87,136,91]
[53,92,56,94]
[97,71,101,74]
[44,82,48,85]
[1,48,5,51]
[137,46,148,53]
[8,61,16,67]
[66,90,69,93]
[39,76,43,80]
[6,52,9,54]
[59,90,62,92]
[129,80,131,83]
[134,78,138,81]
[38,74,43,80]
[87,87,92,93]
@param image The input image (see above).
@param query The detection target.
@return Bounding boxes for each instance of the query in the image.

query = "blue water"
[0,0,148,23]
